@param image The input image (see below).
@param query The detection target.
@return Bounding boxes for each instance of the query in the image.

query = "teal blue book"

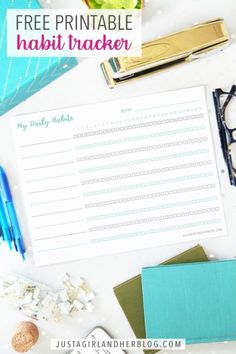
[142,260,236,344]
[0,0,78,116]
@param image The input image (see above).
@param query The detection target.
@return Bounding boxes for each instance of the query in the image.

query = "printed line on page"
[22,150,73,159]
[24,161,75,171]
[28,185,79,195]
[30,196,81,206]
[134,99,201,112]
[26,173,77,183]
[32,208,83,218]
[35,220,84,229]
[20,138,71,148]
[35,231,87,241]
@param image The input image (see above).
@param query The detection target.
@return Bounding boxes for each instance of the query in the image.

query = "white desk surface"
[0,0,236,353]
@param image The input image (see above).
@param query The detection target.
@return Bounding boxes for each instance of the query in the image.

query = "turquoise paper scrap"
[142,260,236,344]
[0,0,78,116]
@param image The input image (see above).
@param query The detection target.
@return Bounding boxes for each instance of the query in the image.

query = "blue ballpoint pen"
[0,166,25,260]
[0,190,12,248]
[0,199,4,242]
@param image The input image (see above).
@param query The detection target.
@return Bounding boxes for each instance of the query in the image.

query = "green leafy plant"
[87,0,142,9]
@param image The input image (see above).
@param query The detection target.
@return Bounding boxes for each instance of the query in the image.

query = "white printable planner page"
[11,87,227,266]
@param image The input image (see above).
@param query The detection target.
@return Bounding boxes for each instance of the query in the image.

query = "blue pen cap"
[0,166,12,201]
[15,237,26,260]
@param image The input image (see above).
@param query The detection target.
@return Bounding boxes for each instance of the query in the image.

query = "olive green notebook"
[113,245,209,354]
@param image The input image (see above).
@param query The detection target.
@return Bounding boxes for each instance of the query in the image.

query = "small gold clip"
[101,19,229,88]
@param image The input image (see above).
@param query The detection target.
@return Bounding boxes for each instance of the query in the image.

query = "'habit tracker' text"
[17,34,132,51]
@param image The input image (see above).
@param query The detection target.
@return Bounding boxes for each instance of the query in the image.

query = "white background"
[0,0,236,353]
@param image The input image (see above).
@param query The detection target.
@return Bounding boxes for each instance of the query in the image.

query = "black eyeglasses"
[213,85,236,186]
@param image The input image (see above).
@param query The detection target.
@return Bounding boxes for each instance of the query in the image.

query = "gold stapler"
[101,19,229,88]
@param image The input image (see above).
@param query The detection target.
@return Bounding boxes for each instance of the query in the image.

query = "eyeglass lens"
[219,93,236,170]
